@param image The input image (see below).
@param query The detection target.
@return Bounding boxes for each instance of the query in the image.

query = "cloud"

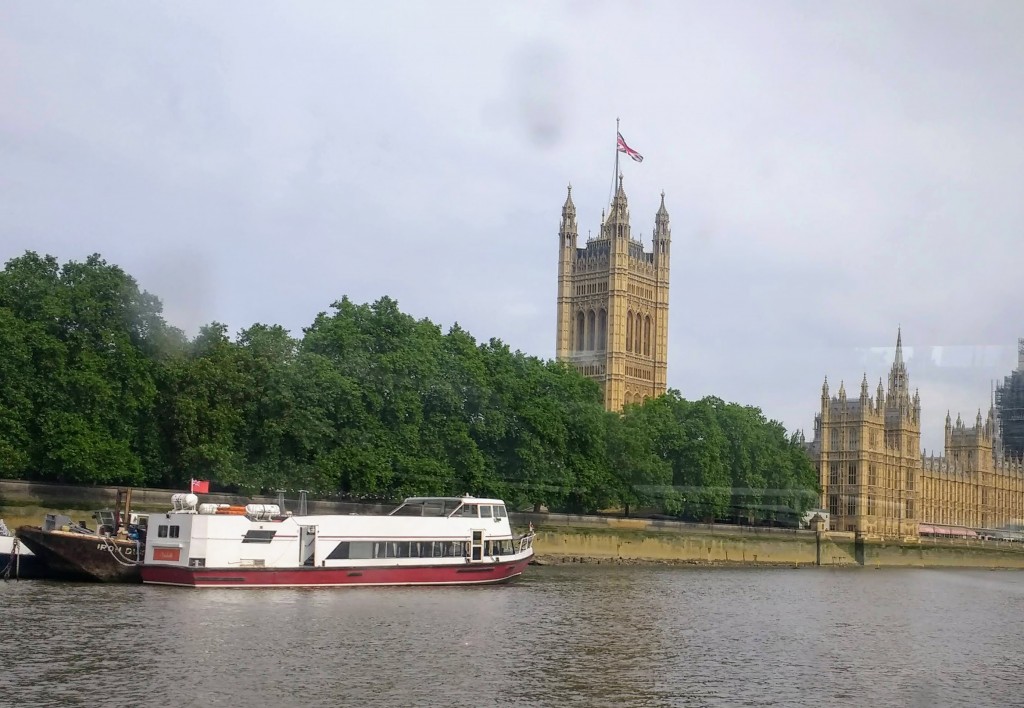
[2,1,1022,454]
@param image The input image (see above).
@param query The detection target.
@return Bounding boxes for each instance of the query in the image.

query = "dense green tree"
[0,251,819,521]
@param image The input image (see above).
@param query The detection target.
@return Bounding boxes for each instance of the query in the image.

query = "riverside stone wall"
[5,479,1024,569]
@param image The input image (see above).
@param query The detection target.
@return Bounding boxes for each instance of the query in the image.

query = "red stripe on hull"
[141,557,533,588]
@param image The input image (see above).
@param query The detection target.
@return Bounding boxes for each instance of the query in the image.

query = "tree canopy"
[0,252,819,522]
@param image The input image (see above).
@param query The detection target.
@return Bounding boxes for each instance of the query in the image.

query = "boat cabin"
[143,494,533,574]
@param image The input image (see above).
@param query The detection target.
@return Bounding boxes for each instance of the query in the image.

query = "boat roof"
[400,496,506,506]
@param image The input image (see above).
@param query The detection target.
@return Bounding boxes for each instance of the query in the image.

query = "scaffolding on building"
[995,338,1024,460]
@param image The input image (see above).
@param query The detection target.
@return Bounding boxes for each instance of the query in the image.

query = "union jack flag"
[617,132,644,162]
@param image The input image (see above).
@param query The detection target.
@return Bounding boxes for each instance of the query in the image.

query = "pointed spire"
[977,408,983,426]
[838,379,846,399]
[887,326,910,404]
[822,376,829,397]
[654,190,670,238]
[562,183,575,211]
[861,373,869,398]
[560,183,577,236]
[608,172,629,223]
[657,190,669,217]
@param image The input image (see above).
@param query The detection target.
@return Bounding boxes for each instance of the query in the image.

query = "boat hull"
[142,556,532,588]
[16,526,142,583]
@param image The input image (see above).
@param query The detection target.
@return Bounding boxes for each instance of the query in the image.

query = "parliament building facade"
[807,331,1024,538]
[554,176,670,411]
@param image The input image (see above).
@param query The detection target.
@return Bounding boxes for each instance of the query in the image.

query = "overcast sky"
[2,1,1022,452]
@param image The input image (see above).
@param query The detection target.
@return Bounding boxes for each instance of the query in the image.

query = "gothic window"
[829,464,839,486]
[587,310,596,350]
[869,429,877,448]
[906,473,914,491]
[626,310,633,352]
[868,464,877,486]
[848,464,856,485]
[867,496,875,515]
[846,496,856,516]
[643,315,651,356]
[634,313,642,354]
[829,494,840,517]
[830,429,839,448]
[598,309,608,351]
[906,499,915,519]
[575,311,585,351]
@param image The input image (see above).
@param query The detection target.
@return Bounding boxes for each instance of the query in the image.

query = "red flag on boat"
[190,479,210,494]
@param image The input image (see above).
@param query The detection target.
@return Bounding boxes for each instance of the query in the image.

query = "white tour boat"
[141,494,535,588]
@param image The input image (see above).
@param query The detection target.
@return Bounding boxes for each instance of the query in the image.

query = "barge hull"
[16,526,142,583]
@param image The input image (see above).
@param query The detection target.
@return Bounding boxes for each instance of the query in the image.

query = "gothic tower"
[555,176,671,410]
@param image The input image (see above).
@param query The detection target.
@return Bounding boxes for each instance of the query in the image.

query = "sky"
[2,1,1023,452]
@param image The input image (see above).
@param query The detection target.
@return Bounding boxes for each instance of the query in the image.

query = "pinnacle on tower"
[654,191,670,236]
[822,376,829,397]
[861,373,869,398]
[609,173,629,218]
[560,183,577,234]
[895,326,903,364]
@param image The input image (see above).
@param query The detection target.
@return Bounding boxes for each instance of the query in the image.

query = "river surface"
[2,565,1022,707]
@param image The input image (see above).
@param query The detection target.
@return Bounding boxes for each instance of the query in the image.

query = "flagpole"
[609,117,620,207]
[614,116,620,187]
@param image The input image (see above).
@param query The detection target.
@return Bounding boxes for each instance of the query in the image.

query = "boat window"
[442,500,462,516]
[169,525,180,538]
[480,506,492,518]
[349,542,373,559]
[460,504,478,517]
[494,505,506,519]
[157,525,168,538]
[327,542,350,560]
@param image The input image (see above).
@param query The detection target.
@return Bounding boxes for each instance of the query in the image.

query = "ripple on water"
[2,567,1023,707]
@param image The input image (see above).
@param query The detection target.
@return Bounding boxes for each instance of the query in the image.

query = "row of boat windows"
[392,502,507,519]
[156,525,180,538]
[326,539,517,560]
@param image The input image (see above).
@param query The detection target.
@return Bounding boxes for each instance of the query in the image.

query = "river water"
[2,565,1021,707]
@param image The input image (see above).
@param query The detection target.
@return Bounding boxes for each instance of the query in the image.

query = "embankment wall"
[5,479,1024,569]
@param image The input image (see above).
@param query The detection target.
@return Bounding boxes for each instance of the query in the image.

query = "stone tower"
[809,329,921,537]
[555,176,670,410]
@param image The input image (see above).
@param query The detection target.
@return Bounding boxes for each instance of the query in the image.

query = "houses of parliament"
[806,331,1024,537]
[552,182,1023,538]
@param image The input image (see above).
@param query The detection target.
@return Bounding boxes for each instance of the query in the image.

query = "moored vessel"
[15,489,148,582]
[142,494,535,588]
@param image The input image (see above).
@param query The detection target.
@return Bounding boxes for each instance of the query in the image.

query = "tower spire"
[560,183,576,232]
[895,326,904,365]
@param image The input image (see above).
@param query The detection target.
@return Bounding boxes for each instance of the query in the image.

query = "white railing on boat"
[518,533,535,555]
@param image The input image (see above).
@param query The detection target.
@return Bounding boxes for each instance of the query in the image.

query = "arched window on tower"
[626,310,633,352]
[598,309,607,351]
[587,310,596,351]
[575,311,585,352]
[634,313,642,354]
[643,315,651,356]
